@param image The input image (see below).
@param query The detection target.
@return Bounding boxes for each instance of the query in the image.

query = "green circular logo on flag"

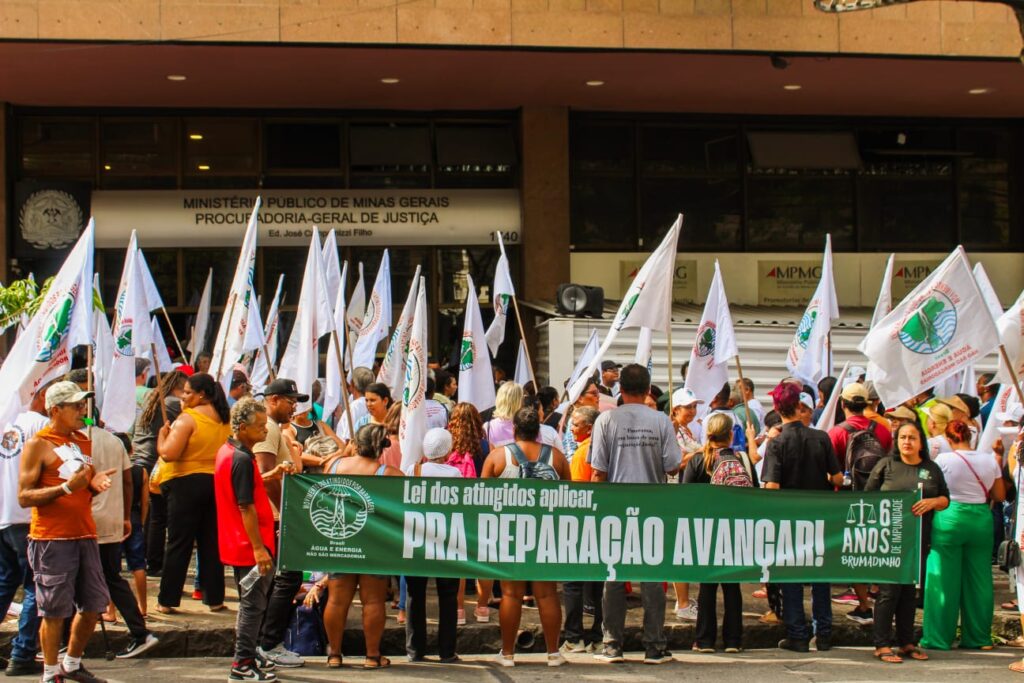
[795,306,819,349]
[306,478,374,541]
[34,289,77,364]
[403,338,425,409]
[696,322,717,358]
[459,332,475,371]
[898,292,957,355]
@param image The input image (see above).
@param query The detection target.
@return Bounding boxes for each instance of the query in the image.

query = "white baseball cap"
[799,392,815,410]
[671,388,704,407]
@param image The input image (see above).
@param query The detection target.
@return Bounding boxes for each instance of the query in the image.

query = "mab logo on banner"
[303,477,375,543]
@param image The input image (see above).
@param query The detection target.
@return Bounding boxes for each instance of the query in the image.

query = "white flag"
[458,274,496,412]
[187,268,213,363]
[567,329,601,391]
[150,317,174,372]
[996,289,1024,385]
[684,260,738,407]
[250,274,285,393]
[815,361,851,432]
[243,286,266,355]
[352,251,392,370]
[871,254,895,330]
[399,277,429,471]
[514,340,535,389]
[92,276,114,412]
[978,381,1023,453]
[377,266,422,396]
[101,238,156,433]
[278,232,335,413]
[786,235,838,385]
[859,247,1001,408]
[0,223,94,427]
[566,215,681,404]
[136,245,164,311]
[634,327,654,375]
[347,262,366,338]
[485,232,515,357]
[324,261,349,421]
[210,199,260,382]
[974,262,1005,322]
[321,230,341,307]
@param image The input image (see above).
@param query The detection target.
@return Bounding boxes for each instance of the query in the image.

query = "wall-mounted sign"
[891,259,942,302]
[758,260,821,306]
[14,180,91,259]
[620,258,698,304]
[90,189,521,248]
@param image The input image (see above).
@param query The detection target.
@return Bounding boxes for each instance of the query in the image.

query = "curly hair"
[449,402,484,458]
[230,397,266,435]
[139,370,187,428]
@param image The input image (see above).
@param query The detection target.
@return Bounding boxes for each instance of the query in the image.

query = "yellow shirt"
[162,408,230,481]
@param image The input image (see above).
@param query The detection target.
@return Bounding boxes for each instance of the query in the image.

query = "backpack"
[283,594,327,656]
[841,421,887,491]
[507,443,559,481]
[709,448,753,488]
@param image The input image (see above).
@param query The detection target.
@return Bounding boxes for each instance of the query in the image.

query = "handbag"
[999,456,1023,572]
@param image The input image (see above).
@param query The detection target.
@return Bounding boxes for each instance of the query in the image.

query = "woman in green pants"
[920,420,1006,650]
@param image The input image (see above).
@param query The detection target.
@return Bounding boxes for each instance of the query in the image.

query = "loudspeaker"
[555,283,604,318]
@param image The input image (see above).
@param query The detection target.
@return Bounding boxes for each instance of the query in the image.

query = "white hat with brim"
[44,381,94,411]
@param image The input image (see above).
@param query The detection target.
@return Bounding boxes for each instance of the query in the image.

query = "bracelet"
[60,483,73,495]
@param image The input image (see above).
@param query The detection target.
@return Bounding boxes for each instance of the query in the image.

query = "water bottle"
[239,565,262,596]
[842,470,852,488]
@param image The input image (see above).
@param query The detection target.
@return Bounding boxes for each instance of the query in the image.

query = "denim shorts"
[121,509,146,572]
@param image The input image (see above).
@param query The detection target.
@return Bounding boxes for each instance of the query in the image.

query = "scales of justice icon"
[846,500,877,527]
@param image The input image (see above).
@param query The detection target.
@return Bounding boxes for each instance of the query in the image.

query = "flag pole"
[150,343,169,425]
[734,354,754,431]
[999,344,1024,407]
[215,294,239,381]
[509,295,536,387]
[160,307,187,361]
[666,288,675,412]
[189,324,197,366]
[331,329,356,439]
[86,343,95,439]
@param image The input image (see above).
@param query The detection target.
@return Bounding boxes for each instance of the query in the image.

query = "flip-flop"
[900,646,928,661]
[1003,601,1019,610]
[873,649,903,663]
[327,653,343,669]
[752,589,768,599]
[364,655,391,669]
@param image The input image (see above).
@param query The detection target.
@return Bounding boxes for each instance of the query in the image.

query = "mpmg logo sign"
[765,265,822,280]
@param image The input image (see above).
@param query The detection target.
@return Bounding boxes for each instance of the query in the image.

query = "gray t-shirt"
[589,404,681,483]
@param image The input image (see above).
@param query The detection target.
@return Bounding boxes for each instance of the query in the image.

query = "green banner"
[279,474,921,584]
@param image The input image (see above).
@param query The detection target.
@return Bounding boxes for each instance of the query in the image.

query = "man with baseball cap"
[598,361,620,398]
[252,379,303,669]
[18,381,116,683]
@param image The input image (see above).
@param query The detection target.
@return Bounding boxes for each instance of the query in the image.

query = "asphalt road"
[70,647,1021,682]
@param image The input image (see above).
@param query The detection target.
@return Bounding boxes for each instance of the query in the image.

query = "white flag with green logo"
[0,222,95,426]
[458,274,496,412]
[786,234,839,385]
[859,247,1000,408]
[399,276,429,471]
[210,199,260,382]
[352,252,392,371]
[485,232,515,357]
[566,215,681,404]
[378,265,422,397]
[684,260,738,407]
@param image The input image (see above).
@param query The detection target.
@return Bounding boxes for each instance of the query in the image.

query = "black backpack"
[841,421,886,491]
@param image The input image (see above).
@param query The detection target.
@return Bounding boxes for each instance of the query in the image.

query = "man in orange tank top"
[17,381,116,683]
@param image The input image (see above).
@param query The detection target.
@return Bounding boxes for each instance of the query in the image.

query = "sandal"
[327,653,343,669]
[364,655,391,669]
[752,588,768,599]
[899,646,928,661]
[1010,660,1024,673]
[873,649,903,663]
[1003,600,1019,610]
[155,605,179,615]
[208,604,228,613]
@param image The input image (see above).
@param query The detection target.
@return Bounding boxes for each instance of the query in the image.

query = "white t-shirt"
[425,400,448,430]
[934,449,1000,504]
[336,396,368,440]
[0,411,49,528]
[928,435,953,456]
[402,461,462,478]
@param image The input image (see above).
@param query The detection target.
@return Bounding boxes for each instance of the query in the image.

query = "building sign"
[891,259,942,302]
[620,258,698,304]
[758,260,821,306]
[90,189,521,248]
[14,180,91,259]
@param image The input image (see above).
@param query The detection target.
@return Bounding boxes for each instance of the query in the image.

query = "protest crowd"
[1,208,1023,683]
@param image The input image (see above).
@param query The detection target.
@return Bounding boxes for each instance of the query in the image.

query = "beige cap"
[44,381,93,411]
[886,405,918,422]
[840,382,869,403]
[937,395,970,417]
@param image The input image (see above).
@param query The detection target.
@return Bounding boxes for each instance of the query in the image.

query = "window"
[265,122,342,171]
[435,124,517,188]
[571,123,636,249]
[100,118,177,188]
[747,177,854,251]
[20,118,95,178]
[184,118,260,184]
[640,178,741,249]
[183,249,236,310]
[349,124,431,188]
[958,128,1018,249]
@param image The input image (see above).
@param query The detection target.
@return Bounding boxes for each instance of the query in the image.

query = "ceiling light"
[166,74,187,81]
[103,164,112,171]
[783,84,802,91]
[189,133,203,140]
[197,164,211,171]
[968,87,991,95]
[586,80,605,87]
[380,77,400,84]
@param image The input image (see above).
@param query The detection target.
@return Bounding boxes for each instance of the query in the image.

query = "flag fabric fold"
[786,234,838,385]
[458,274,496,412]
[352,252,392,371]
[399,276,429,471]
[0,221,95,427]
[377,266,422,396]
[996,289,1024,385]
[187,268,213,363]
[210,199,260,382]
[514,339,535,388]
[815,361,851,432]
[566,329,601,393]
[322,230,341,307]
[634,327,654,375]
[870,254,895,330]
[150,317,174,372]
[859,247,1001,408]
[251,274,285,393]
[684,260,738,407]
[566,215,681,404]
[347,262,366,339]
[485,232,515,357]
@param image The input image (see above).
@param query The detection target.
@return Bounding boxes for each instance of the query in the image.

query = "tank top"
[325,458,386,476]
[29,426,97,541]
[162,408,231,481]
[293,420,320,447]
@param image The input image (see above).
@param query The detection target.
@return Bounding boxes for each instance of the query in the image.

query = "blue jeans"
[780,583,831,642]
[0,524,40,661]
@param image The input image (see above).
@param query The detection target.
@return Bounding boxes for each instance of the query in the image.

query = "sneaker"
[473,606,490,623]
[54,664,105,683]
[439,655,462,664]
[778,638,810,653]
[228,660,277,681]
[4,658,41,676]
[692,644,715,654]
[675,600,698,622]
[846,607,873,625]
[191,589,203,601]
[115,633,159,659]
[560,640,588,654]
[724,646,742,654]
[495,651,515,667]
[582,604,595,616]
[457,609,466,626]
[644,648,673,664]
[547,652,569,667]
[256,645,303,669]
[253,652,276,672]
[831,591,859,606]
[814,635,832,652]
[594,646,625,663]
